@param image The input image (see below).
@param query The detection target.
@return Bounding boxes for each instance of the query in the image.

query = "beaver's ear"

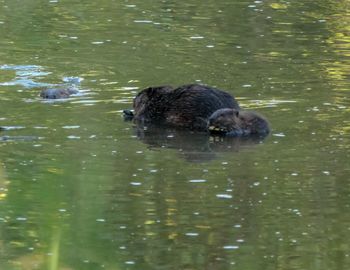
[142,87,156,97]
[146,87,164,97]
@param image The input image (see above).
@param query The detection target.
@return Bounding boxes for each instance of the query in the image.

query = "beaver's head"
[208,108,241,134]
[40,88,71,99]
[208,108,270,136]
[133,86,173,121]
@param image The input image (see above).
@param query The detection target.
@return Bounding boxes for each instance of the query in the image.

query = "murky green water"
[0,0,349,269]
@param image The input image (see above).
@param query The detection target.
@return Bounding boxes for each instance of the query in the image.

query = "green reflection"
[1,0,350,269]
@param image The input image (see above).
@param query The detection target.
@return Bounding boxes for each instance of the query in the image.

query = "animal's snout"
[207,116,218,129]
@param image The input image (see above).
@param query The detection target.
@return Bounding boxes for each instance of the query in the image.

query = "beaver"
[208,108,270,137]
[127,84,240,131]
[40,87,79,99]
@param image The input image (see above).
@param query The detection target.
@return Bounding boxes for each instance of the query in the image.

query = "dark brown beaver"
[40,87,79,99]
[130,84,240,131]
[208,108,270,137]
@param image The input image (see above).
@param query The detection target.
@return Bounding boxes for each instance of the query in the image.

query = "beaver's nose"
[208,117,216,127]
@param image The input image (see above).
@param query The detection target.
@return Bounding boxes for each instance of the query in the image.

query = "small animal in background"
[40,87,79,99]
[40,76,83,99]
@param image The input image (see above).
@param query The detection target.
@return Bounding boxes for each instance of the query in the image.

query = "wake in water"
[0,64,83,90]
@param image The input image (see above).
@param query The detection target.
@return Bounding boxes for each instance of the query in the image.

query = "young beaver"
[40,87,79,99]
[129,84,240,131]
[208,108,270,137]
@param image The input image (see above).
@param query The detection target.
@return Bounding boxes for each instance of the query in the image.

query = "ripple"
[0,79,54,88]
[71,100,99,104]
[0,126,25,130]
[216,194,233,199]
[185,232,199,237]
[1,136,38,142]
[130,182,142,186]
[246,99,298,108]
[273,133,286,137]
[96,219,106,222]
[190,36,205,40]
[189,179,207,183]
[62,77,83,84]
[62,125,80,129]
[0,65,84,90]
[0,64,41,71]
[223,245,239,250]
[67,135,80,139]
[134,20,153,23]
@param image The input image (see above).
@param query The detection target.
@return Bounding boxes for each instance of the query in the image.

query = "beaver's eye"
[235,111,239,117]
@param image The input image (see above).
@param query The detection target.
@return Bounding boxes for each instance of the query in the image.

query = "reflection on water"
[133,123,266,162]
[0,0,350,269]
[0,64,53,88]
[0,135,38,142]
[0,64,85,91]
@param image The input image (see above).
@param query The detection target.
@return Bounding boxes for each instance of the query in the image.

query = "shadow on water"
[133,123,267,162]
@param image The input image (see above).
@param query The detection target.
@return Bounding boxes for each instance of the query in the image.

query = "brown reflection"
[133,123,267,162]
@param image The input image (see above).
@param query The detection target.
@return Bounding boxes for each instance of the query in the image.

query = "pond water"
[0,0,349,269]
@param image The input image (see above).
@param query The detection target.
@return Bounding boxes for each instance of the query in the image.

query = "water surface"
[0,0,349,269]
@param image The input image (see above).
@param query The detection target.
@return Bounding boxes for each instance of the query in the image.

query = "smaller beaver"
[40,87,79,99]
[208,108,270,137]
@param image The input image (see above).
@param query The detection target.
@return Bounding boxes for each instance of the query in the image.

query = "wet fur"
[40,87,79,99]
[208,108,270,136]
[132,84,240,130]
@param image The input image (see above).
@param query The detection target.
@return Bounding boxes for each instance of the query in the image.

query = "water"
[0,0,349,269]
